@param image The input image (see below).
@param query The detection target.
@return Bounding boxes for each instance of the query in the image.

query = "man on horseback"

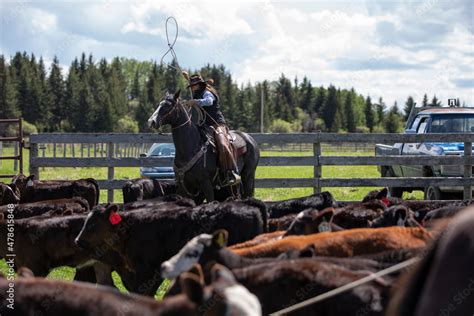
[182,71,241,186]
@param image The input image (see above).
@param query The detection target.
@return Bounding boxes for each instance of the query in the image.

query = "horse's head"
[148,89,182,129]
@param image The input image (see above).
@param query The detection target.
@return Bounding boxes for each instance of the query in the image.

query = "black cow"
[333,200,387,228]
[266,191,335,218]
[0,214,113,286]
[370,205,420,228]
[75,199,267,296]
[12,174,100,207]
[0,197,89,219]
[0,182,20,205]
[122,178,177,204]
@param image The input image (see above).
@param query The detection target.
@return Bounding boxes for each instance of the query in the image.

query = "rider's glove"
[185,99,199,107]
[182,71,190,81]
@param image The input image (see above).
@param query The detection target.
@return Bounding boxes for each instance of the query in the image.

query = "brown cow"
[12,174,100,207]
[161,230,389,281]
[233,226,431,258]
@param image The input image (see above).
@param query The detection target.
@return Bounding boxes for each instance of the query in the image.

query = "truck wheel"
[424,185,443,200]
[382,168,403,198]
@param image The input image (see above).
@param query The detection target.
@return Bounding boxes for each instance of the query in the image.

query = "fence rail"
[29,132,474,201]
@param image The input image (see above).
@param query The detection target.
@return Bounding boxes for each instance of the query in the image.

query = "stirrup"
[227,171,241,185]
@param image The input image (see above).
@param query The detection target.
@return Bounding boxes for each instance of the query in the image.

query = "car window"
[150,144,175,156]
[410,117,421,130]
[417,117,429,134]
[430,115,474,133]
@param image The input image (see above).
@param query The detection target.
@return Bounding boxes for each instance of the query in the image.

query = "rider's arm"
[195,90,215,107]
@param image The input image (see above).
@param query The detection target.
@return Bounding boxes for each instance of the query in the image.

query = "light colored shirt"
[196,90,215,107]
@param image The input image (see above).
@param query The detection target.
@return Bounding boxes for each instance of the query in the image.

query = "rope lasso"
[160,16,180,71]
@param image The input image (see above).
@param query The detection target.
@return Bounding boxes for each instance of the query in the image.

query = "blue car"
[140,143,175,179]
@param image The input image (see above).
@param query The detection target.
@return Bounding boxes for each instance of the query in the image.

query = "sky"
[1,0,473,108]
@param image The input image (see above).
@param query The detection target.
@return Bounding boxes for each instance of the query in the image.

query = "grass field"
[0,145,423,298]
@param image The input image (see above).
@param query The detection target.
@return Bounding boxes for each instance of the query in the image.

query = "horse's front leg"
[200,180,215,202]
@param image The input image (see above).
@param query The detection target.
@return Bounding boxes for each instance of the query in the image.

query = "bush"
[270,119,294,133]
[355,125,370,133]
[5,120,38,136]
[115,116,139,133]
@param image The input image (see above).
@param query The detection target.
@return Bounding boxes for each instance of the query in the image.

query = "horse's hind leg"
[240,167,256,198]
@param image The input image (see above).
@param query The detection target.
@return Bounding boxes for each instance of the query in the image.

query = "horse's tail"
[233,131,260,198]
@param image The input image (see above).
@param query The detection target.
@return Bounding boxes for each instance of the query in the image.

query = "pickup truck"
[375,107,474,200]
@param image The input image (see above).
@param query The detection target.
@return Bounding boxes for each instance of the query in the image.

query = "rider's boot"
[227,170,241,185]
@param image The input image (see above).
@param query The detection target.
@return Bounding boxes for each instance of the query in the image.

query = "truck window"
[417,117,429,134]
[430,114,474,133]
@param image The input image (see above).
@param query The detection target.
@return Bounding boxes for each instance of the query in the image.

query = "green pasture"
[0,145,422,298]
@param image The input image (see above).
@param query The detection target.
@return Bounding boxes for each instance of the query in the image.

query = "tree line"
[0,52,456,135]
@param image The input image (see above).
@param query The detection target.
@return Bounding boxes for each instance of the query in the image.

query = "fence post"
[107,142,114,202]
[30,142,39,179]
[313,135,321,194]
[13,143,18,171]
[464,141,472,200]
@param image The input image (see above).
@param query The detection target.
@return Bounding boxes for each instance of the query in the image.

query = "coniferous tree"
[314,86,325,115]
[0,56,20,119]
[131,69,140,100]
[299,76,313,114]
[375,97,385,126]
[321,85,338,131]
[47,56,65,131]
[431,95,442,107]
[364,96,375,132]
[422,94,429,107]
[403,96,415,121]
[385,105,402,133]
[344,92,356,132]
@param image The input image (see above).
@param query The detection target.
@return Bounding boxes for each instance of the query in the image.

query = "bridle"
[158,98,192,131]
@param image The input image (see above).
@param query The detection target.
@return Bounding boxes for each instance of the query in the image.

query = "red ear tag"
[109,211,122,225]
[381,197,390,207]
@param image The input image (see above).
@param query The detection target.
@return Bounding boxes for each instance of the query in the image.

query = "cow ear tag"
[109,210,122,225]
[381,197,390,207]
[318,218,331,233]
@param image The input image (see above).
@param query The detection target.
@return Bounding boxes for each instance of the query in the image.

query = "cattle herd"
[1,175,474,315]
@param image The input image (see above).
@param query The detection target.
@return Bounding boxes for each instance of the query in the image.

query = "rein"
[159,100,192,131]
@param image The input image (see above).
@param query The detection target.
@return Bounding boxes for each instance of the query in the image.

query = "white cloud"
[29,8,58,33]
[1,0,472,107]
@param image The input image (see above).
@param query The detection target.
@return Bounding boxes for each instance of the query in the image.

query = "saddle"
[200,127,247,158]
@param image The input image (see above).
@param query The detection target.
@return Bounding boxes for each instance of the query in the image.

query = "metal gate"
[0,118,24,179]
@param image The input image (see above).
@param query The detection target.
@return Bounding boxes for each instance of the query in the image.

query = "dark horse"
[148,90,260,203]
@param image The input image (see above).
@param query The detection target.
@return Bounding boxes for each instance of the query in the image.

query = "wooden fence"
[29,133,474,201]
[0,118,24,178]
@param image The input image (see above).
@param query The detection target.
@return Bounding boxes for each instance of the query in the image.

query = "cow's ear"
[174,89,181,100]
[26,175,35,187]
[321,207,335,222]
[396,207,407,226]
[107,204,122,225]
[376,188,388,199]
[0,213,4,221]
[212,230,228,248]
[187,264,204,284]
[298,244,316,258]
[180,272,204,304]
